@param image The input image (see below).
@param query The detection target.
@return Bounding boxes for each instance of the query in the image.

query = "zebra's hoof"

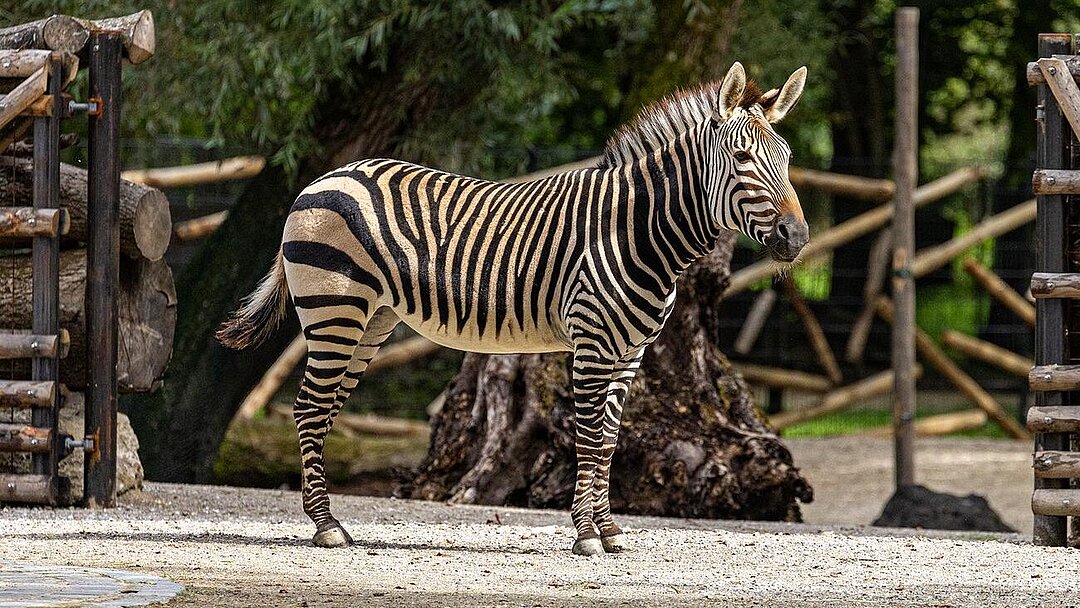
[312,523,354,548]
[572,537,605,556]
[601,533,627,553]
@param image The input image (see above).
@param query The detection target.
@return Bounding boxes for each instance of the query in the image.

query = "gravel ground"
[2,437,1070,608]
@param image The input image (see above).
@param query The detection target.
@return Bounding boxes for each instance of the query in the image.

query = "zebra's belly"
[395,310,571,354]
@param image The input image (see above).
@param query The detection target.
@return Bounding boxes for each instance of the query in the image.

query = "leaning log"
[122,155,266,188]
[861,409,988,438]
[768,369,915,430]
[0,157,171,260]
[941,330,1033,378]
[962,259,1035,326]
[0,15,89,55]
[0,250,176,392]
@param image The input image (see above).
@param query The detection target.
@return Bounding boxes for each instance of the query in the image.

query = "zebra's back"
[283,158,591,353]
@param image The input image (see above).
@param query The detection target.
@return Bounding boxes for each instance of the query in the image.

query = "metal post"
[1033,33,1073,547]
[30,55,63,504]
[84,32,122,507]
[891,7,919,488]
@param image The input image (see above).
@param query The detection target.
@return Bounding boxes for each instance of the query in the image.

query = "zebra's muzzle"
[765,215,808,263]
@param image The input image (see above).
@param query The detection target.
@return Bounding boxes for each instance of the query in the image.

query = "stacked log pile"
[0,11,168,497]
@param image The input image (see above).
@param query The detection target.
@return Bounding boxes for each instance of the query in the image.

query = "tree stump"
[405,232,813,521]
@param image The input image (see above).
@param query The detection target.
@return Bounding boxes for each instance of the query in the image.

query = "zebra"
[218,62,808,556]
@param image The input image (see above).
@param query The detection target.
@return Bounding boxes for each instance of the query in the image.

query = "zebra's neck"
[618,125,721,281]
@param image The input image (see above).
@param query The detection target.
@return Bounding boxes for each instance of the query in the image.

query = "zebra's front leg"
[591,350,643,553]
[569,348,616,556]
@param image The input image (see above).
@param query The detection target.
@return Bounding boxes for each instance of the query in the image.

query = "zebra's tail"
[216,249,289,350]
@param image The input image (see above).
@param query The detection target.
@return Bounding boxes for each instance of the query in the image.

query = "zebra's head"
[708,62,808,263]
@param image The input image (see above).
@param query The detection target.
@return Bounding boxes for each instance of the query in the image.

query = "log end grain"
[130,186,171,261]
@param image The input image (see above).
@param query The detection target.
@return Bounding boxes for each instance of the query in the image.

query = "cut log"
[1031,489,1080,517]
[733,289,776,355]
[1031,272,1080,299]
[0,250,176,392]
[1027,56,1080,86]
[2,132,78,157]
[1032,169,1080,195]
[0,423,52,454]
[726,166,983,296]
[787,166,894,201]
[909,199,1036,279]
[74,11,156,65]
[0,117,32,155]
[0,473,52,504]
[0,65,46,130]
[174,210,228,241]
[268,405,428,437]
[0,50,50,78]
[0,380,55,409]
[121,155,266,188]
[1027,406,1080,433]
[0,15,88,55]
[0,157,171,260]
[861,409,988,438]
[941,331,1032,378]
[962,259,1035,326]
[0,207,67,238]
[876,298,1030,440]
[0,330,69,360]
[846,229,892,363]
[733,363,831,393]
[768,368,914,430]
[783,277,842,384]
[1029,364,1080,392]
[1033,450,1080,479]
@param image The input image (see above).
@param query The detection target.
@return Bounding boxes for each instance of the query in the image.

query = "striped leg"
[591,350,643,553]
[294,307,397,548]
[569,346,616,556]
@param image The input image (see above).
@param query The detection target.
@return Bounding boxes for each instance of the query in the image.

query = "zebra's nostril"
[776,221,789,240]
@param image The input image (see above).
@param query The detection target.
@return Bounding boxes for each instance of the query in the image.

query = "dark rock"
[872,484,1015,532]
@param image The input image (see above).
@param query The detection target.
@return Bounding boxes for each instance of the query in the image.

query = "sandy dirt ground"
[1,437,1068,608]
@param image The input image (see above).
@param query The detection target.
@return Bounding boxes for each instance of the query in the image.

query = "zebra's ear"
[763,66,806,123]
[713,61,746,122]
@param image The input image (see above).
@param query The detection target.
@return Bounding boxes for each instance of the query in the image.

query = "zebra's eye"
[734,150,752,163]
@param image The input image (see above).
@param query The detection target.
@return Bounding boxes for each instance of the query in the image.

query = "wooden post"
[29,55,62,504]
[892,7,919,489]
[1033,33,1073,547]
[84,33,122,508]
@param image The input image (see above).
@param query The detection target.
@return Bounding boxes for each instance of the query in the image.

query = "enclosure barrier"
[0,11,162,507]
[1028,33,1080,547]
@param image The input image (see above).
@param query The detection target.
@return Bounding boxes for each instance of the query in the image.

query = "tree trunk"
[0,157,172,261]
[0,250,175,392]
[405,232,813,521]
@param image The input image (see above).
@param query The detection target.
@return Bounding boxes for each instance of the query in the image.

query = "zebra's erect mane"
[599,80,770,168]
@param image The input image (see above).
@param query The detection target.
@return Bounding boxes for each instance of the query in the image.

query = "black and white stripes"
[218,61,809,555]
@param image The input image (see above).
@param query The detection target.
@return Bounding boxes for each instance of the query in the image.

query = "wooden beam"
[1031,272,1080,299]
[1027,56,1080,86]
[0,207,67,238]
[0,473,53,504]
[1032,169,1080,195]
[1034,450,1080,479]
[941,330,1032,378]
[726,166,983,297]
[733,289,776,355]
[768,368,914,430]
[121,155,266,188]
[1029,364,1080,392]
[784,277,842,384]
[0,380,56,408]
[0,50,50,78]
[909,199,1036,279]
[1032,489,1080,516]
[1039,58,1080,140]
[1028,405,1080,433]
[732,363,832,393]
[0,65,46,131]
[876,298,1030,440]
[861,409,988,438]
[962,259,1035,326]
[0,423,51,453]
[787,166,894,201]
[0,331,68,360]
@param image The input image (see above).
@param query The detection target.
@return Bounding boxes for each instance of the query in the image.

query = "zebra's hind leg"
[294,308,399,548]
[592,350,644,554]
[569,347,616,556]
